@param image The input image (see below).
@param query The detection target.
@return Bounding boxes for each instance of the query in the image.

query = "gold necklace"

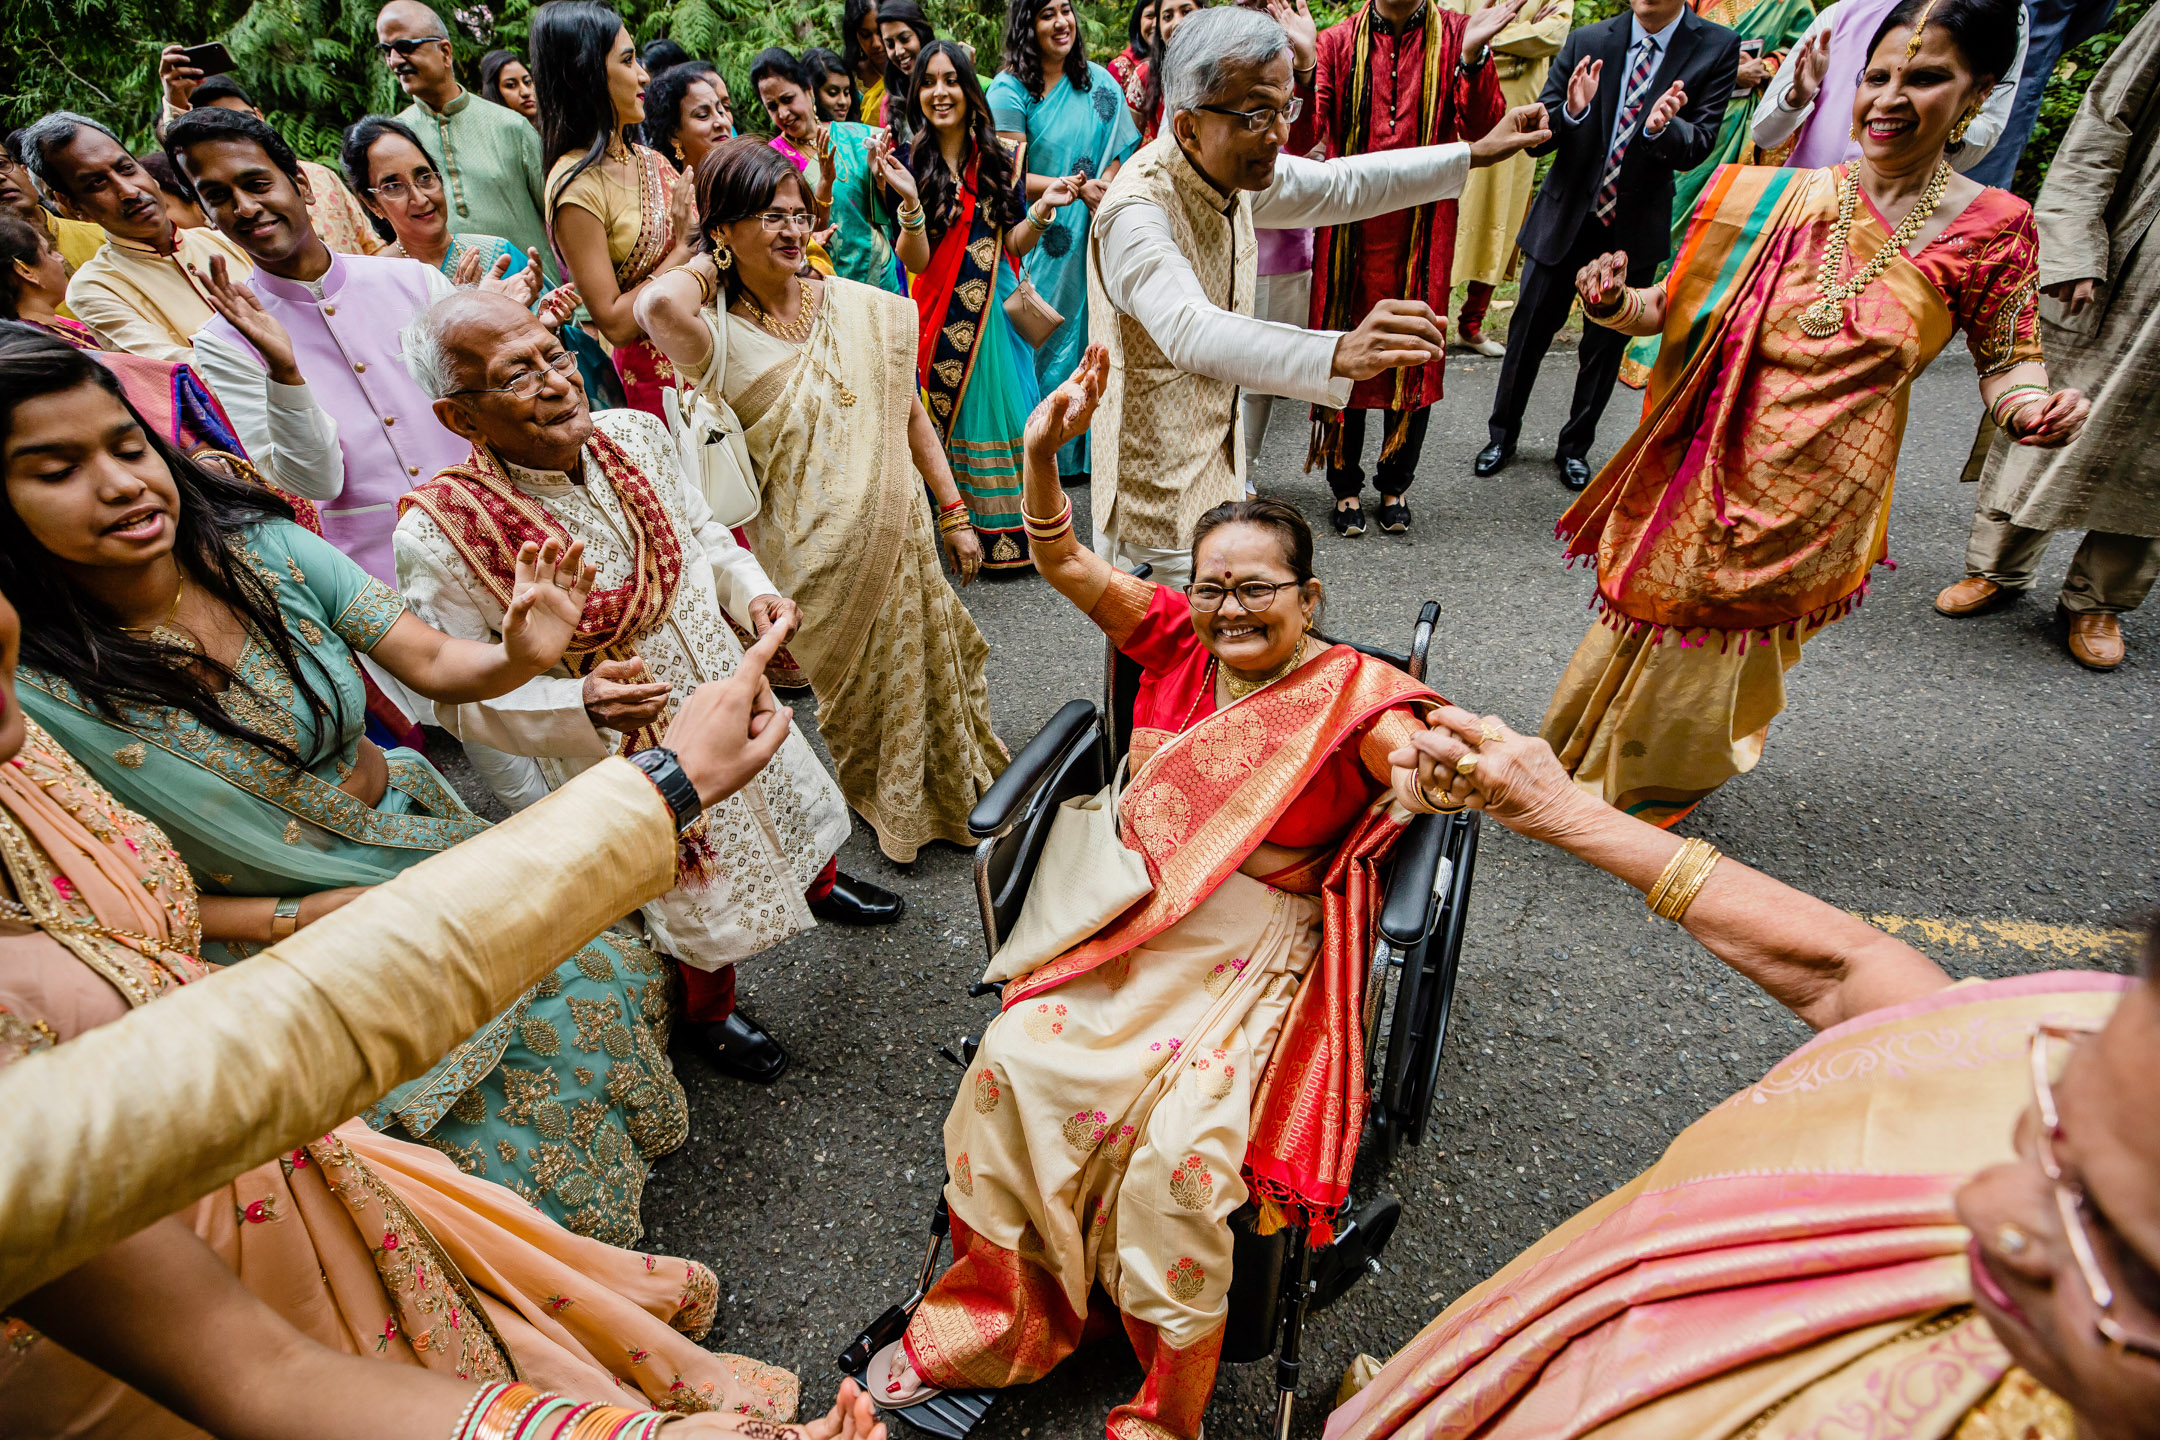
[1221,635,1307,703]
[1797,161,1952,338]
[741,277,817,343]
[120,572,186,633]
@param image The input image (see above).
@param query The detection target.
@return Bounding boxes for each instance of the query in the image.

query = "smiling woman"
[342,114,530,284]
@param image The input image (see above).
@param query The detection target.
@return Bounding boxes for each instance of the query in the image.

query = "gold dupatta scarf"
[1007,645,1434,1237]
[1560,165,1958,643]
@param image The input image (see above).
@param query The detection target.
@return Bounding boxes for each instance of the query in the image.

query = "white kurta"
[393,408,852,971]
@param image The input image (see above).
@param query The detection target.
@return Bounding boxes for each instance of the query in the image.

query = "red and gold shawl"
[397,428,685,754]
[1006,644,1433,1239]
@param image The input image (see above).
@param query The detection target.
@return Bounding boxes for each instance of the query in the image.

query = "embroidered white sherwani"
[393,407,852,971]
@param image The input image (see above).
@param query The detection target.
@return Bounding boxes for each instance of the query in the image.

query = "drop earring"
[1851,118,1865,141]
[715,243,734,271]
[1947,107,1976,144]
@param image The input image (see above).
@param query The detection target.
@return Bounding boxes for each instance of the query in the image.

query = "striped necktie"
[1593,38,1661,222]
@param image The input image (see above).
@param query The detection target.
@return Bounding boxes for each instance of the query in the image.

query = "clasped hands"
[1388,706,1586,844]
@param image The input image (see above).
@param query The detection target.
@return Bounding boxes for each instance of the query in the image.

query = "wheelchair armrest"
[968,699,1101,839]
[1379,811,1449,947]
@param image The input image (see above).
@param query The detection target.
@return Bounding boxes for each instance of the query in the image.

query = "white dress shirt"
[1750,3,2028,174]
[1093,142,1473,410]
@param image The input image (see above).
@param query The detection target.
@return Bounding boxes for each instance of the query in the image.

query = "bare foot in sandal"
[867,1338,939,1406]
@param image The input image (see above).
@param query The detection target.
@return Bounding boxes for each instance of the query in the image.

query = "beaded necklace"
[1797,161,1952,338]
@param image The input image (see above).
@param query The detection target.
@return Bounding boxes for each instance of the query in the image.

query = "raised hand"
[1468,102,1552,166]
[1785,28,1829,107]
[1574,250,1630,316]
[867,132,921,207]
[538,282,581,330]
[1332,298,1446,380]
[1566,56,1602,117]
[501,537,597,673]
[1462,0,1531,65]
[453,247,485,287]
[667,167,698,248]
[158,44,204,111]
[1025,343,1109,458]
[1641,80,1687,137]
[195,255,303,386]
[477,249,545,309]
[1265,0,1319,71]
[663,624,797,811]
[582,656,674,735]
[2011,388,2091,448]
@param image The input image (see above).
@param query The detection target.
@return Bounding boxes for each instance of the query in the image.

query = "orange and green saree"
[1542,164,2042,825]
[1324,969,2119,1440]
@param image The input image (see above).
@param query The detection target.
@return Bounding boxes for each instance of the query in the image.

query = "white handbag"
[982,758,1155,984]
[661,307,761,527]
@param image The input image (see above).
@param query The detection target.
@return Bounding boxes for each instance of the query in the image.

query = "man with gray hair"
[1085,3,1549,586]
[392,290,905,1087]
[19,110,255,361]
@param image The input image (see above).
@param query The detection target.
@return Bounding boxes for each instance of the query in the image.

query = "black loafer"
[689,1007,790,1084]
[810,872,906,925]
[1376,499,1411,534]
[1473,441,1513,477]
[1559,456,1593,491]
[1331,505,1366,537]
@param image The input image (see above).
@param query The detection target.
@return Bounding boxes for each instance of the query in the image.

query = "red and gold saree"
[901,574,1437,1440]
[1324,970,2118,1440]
[1542,165,2042,825]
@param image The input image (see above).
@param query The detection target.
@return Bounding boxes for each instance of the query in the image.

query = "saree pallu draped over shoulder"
[1324,971,2122,1440]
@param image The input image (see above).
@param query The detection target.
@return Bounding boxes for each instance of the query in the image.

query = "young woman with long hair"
[875,0,938,137]
[756,47,906,294]
[532,0,695,418]
[989,0,1140,484]
[478,48,540,128]
[633,139,1005,861]
[804,47,860,122]
[1126,0,1205,139]
[843,0,890,125]
[872,40,1079,565]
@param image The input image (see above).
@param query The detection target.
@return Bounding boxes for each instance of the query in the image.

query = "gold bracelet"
[1646,838,1722,923]
[1413,770,1464,813]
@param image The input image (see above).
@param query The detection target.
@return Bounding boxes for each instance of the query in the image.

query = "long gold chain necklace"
[740,277,817,344]
[1221,635,1308,703]
[1797,160,1952,338]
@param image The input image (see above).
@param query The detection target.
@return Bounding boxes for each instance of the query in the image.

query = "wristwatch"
[630,746,705,831]
[269,895,302,940]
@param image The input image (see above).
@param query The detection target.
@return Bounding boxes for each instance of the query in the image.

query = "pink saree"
[1325,971,2123,1440]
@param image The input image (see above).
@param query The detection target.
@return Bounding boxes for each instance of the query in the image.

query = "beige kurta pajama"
[393,407,851,972]
[1965,6,2160,614]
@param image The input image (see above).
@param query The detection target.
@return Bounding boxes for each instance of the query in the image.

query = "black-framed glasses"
[1195,95,1304,132]
[369,168,442,202]
[446,349,578,402]
[1185,578,1301,613]
[2029,1019,2160,1364]
[375,36,451,57]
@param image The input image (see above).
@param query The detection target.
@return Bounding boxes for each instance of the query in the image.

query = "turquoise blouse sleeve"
[254,520,409,652]
[987,73,1033,134]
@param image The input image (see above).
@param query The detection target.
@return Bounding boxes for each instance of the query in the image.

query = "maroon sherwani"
[1300,2,1504,485]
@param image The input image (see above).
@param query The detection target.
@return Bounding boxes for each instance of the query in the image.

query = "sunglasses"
[375,36,451,57]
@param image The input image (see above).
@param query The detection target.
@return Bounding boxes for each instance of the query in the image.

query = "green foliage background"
[0,0,2142,196]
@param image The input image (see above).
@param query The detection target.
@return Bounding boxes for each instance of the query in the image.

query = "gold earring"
[673,140,686,161]
[1851,118,1865,141]
[1947,106,1977,144]
[714,243,733,270]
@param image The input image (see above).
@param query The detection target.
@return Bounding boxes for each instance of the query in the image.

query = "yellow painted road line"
[1864,914,2141,963]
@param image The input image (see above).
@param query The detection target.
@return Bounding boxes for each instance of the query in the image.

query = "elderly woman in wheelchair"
[868,346,1466,1439]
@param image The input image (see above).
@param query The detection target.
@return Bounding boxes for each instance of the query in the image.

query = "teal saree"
[821,121,908,295]
[987,64,1139,477]
[18,519,687,1245]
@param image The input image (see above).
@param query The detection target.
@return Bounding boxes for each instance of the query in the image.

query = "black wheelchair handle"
[1378,811,1448,947]
[966,699,1100,839]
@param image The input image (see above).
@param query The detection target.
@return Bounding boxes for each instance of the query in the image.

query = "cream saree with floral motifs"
[713,276,1005,861]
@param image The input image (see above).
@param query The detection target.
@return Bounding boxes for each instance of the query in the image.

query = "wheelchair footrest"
[1309,1194,1403,1314]
[838,1358,1000,1440]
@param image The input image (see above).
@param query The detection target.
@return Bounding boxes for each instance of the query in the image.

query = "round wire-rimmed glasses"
[2028,1018,2160,1364]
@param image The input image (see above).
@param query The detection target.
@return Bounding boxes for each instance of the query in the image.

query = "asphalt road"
[427,342,2158,1439]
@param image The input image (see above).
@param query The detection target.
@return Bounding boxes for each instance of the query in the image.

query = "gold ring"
[1479,719,1504,746]
[1455,752,1480,777]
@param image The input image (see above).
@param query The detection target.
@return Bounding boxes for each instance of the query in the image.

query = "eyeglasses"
[1195,95,1304,133]
[446,349,579,401]
[369,168,442,202]
[375,36,451,57]
[754,209,815,232]
[2028,1019,2160,1364]
[1184,578,1301,613]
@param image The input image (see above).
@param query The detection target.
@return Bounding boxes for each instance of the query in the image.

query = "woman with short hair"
[342,115,530,284]
[644,61,734,174]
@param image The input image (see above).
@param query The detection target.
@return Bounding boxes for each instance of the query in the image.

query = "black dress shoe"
[810,871,906,925]
[1376,499,1411,534]
[1331,504,1366,537]
[1559,456,1592,491]
[1473,441,1514,477]
[689,1007,789,1084]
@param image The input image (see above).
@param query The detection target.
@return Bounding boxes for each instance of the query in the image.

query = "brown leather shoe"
[1935,575,2011,616]
[2063,610,2125,670]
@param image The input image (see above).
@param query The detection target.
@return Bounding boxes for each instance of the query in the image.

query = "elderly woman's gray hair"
[16,112,122,201]
[1161,5,1291,118]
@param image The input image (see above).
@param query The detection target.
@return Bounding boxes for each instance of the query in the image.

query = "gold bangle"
[1646,838,1722,923]
[1413,770,1463,813]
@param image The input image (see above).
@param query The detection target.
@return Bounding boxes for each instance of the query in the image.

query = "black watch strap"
[629,747,703,831]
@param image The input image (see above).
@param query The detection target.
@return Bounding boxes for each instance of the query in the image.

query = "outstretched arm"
[1021,345,1117,615]
[367,539,599,703]
[1392,707,1951,1031]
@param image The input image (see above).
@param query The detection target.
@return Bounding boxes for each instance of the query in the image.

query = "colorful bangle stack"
[1989,382,2048,435]
[935,499,973,538]
[450,1382,678,1440]
[1021,495,1074,544]
[897,201,926,232]
[1645,838,1723,924]
[1587,286,1648,330]
[1027,204,1055,233]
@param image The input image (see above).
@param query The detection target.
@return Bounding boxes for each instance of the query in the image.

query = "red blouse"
[1090,571,1424,854]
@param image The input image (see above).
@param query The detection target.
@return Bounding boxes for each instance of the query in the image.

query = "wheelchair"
[839,588,1481,1440]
